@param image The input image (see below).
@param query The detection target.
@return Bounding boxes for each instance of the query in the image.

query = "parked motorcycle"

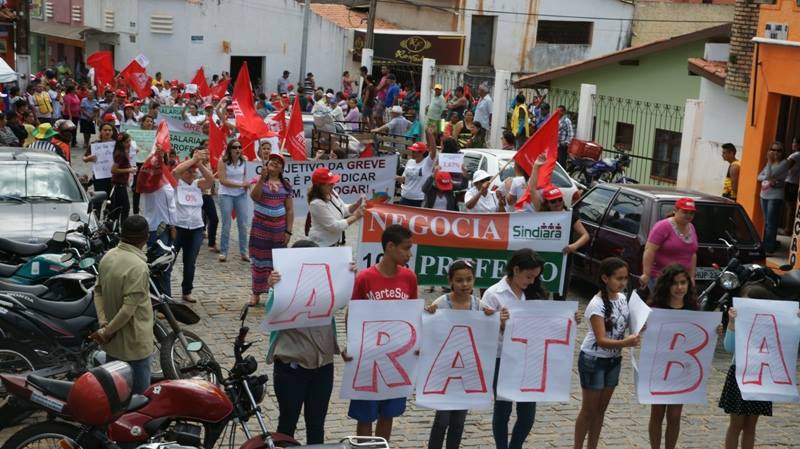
[0,305,390,449]
[699,237,800,317]
[568,151,637,187]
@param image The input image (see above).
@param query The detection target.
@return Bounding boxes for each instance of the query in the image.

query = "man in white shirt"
[474,82,493,131]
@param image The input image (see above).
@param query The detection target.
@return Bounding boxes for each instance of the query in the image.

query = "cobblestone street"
[1,152,798,448]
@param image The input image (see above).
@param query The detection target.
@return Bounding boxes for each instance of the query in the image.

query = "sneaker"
[209,245,220,253]
[219,254,227,262]
[182,294,196,303]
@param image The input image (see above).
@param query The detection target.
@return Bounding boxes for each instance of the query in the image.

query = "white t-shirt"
[401,156,434,201]
[480,276,525,354]
[465,187,500,213]
[142,183,177,232]
[175,179,205,230]
[433,193,449,210]
[186,113,206,125]
[579,293,630,358]
[498,176,527,212]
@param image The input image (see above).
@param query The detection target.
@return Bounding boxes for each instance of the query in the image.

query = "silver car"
[0,149,89,243]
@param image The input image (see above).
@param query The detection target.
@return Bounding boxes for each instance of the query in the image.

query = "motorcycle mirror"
[186,341,203,353]
[69,212,81,222]
[60,252,73,263]
[52,231,67,242]
[239,304,249,322]
[90,191,108,205]
[79,257,96,269]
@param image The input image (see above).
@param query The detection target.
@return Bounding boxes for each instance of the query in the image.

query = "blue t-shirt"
[384,84,400,108]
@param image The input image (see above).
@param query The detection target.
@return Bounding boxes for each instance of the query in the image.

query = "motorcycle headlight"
[719,271,740,290]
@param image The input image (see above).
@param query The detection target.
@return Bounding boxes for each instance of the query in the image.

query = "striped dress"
[249,180,291,294]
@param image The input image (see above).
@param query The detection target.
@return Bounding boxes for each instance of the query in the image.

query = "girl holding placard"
[425,260,495,449]
[109,132,135,222]
[573,257,641,449]
[647,264,698,449]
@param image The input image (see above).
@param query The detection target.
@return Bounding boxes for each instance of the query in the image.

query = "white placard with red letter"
[415,310,499,410]
[497,301,578,403]
[635,309,721,404]
[340,299,424,400]
[734,297,800,403]
[259,247,354,331]
[438,153,464,174]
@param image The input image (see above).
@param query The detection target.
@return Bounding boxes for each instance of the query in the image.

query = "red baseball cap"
[267,152,285,165]
[115,89,127,98]
[434,171,453,191]
[102,113,116,123]
[409,141,428,153]
[311,167,341,185]
[542,185,563,201]
[675,197,696,211]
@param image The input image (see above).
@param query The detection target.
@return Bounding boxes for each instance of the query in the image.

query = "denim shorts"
[348,398,406,423]
[578,351,622,390]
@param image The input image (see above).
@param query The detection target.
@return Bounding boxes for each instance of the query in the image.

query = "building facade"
[631,0,735,46]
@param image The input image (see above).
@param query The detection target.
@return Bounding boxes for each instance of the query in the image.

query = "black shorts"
[79,119,96,134]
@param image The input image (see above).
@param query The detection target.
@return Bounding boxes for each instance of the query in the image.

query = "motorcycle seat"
[779,269,800,292]
[0,238,48,257]
[0,279,48,296]
[126,394,149,412]
[27,294,93,320]
[0,262,20,277]
[27,374,73,401]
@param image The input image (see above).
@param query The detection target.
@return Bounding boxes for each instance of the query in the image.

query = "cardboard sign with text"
[91,141,115,179]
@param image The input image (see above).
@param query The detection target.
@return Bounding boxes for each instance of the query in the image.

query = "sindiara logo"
[512,223,562,240]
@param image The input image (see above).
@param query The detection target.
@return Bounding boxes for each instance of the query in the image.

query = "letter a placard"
[341,299,424,400]
[260,247,354,331]
[416,310,499,410]
[497,301,578,402]
[734,298,800,403]
[635,309,721,404]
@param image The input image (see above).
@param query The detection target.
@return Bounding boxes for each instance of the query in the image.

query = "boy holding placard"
[343,224,417,442]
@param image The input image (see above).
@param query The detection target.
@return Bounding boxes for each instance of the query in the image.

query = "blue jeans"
[219,193,250,257]
[148,229,173,298]
[175,227,204,295]
[492,358,536,449]
[761,198,782,252]
[109,355,152,395]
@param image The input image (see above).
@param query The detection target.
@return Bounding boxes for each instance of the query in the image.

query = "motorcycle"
[699,237,800,318]
[568,151,638,187]
[0,241,216,426]
[0,305,390,449]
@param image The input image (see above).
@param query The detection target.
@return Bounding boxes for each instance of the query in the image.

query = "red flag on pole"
[513,110,560,181]
[136,121,177,194]
[208,118,228,171]
[231,63,272,141]
[283,95,307,160]
[86,51,114,92]
[211,79,229,99]
[190,67,211,98]
[120,58,152,99]
[273,108,286,140]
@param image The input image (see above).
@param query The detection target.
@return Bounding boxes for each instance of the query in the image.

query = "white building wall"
[699,78,746,145]
[98,0,348,92]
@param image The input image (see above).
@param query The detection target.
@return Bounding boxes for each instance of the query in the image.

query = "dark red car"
[570,185,766,291]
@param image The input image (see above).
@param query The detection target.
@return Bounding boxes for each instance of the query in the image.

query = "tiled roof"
[310,4,401,30]
[688,58,728,86]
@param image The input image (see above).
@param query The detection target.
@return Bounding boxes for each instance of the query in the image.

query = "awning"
[30,20,88,42]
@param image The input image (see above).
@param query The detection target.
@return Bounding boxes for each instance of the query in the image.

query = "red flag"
[359,143,374,158]
[208,118,228,171]
[86,51,114,92]
[283,95,307,160]
[273,108,286,139]
[231,63,272,140]
[191,67,211,98]
[239,134,258,161]
[120,59,152,99]
[211,79,229,99]
[513,110,560,180]
[155,119,172,155]
[136,121,177,194]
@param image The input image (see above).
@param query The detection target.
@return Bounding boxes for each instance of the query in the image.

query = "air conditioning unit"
[764,23,789,41]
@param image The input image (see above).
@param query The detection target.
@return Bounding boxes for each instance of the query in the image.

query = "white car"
[460,148,583,207]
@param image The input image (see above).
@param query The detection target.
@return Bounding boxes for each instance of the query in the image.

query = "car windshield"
[658,203,756,245]
[0,162,83,202]
[498,159,571,187]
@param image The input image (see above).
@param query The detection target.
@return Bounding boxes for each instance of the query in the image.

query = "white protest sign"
[416,310,499,410]
[341,299,423,400]
[260,247,354,331]
[635,309,721,404]
[247,156,398,217]
[629,290,651,335]
[734,297,800,403]
[497,301,578,402]
[185,83,198,94]
[91,141,115,180]
[438,153,464,174]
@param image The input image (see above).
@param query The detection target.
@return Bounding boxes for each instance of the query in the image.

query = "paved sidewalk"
[1,150,798,448]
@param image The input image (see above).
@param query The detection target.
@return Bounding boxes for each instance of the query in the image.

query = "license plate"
[695,267,720,281]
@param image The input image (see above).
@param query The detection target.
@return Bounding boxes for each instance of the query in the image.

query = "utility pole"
[365,0,378,49]
[298,0,312,89]
[14,0,30,90]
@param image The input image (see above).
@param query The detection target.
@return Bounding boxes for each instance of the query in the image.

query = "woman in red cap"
[397,141,438,207]
[423,169,460,211]
[248,149,293,306]
[307,167,364,247]
[641,196,698,291]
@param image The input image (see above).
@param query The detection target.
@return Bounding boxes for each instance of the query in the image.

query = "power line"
[374,0,732,24]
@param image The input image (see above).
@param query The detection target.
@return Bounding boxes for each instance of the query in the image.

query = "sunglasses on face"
[231,145,242,149]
